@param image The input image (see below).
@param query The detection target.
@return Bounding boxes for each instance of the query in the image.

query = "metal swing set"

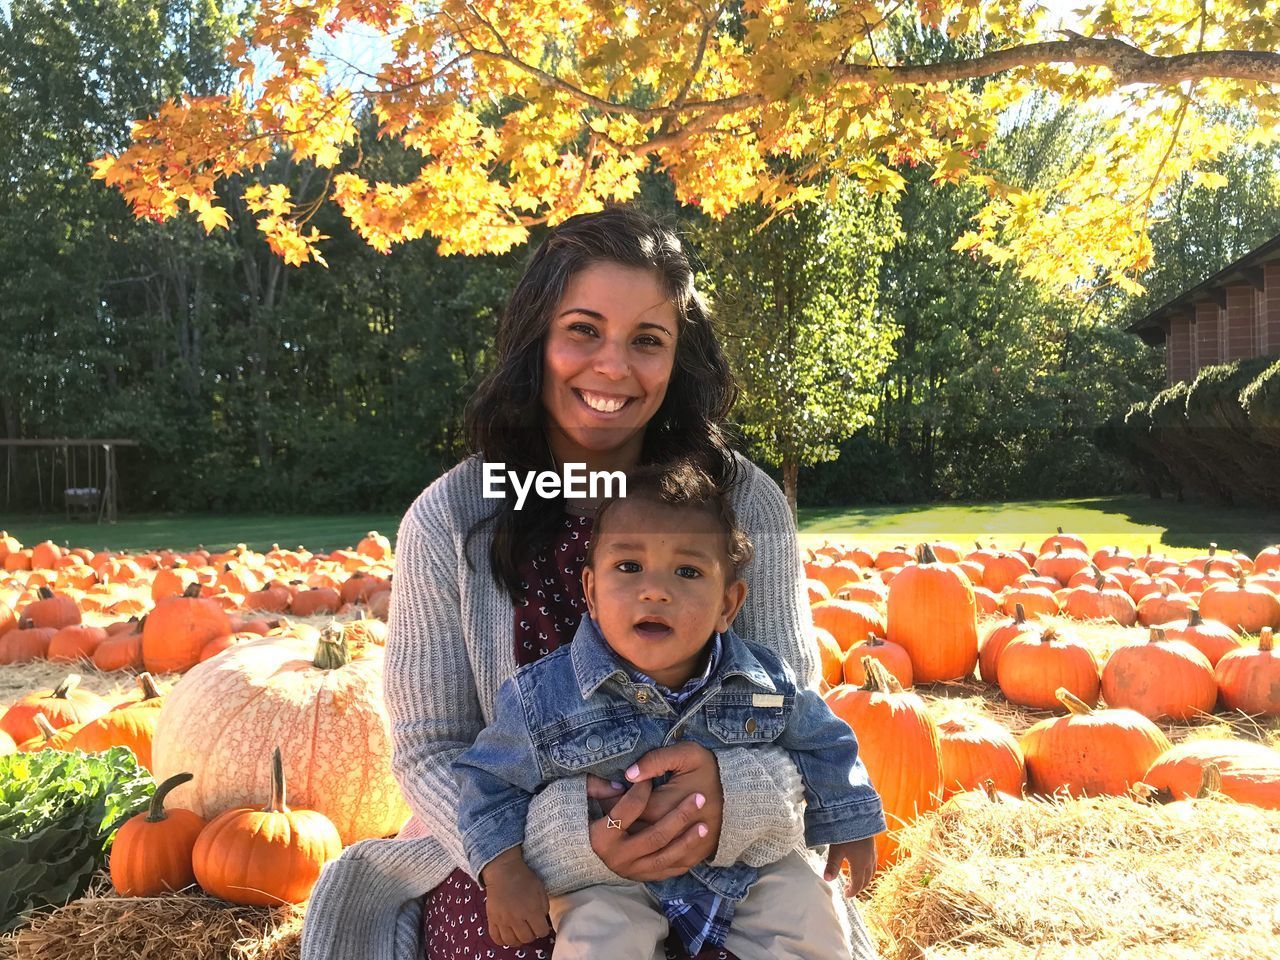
[1,439,138,522]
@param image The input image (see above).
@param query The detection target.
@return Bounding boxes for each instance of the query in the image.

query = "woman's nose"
[593,336,631,379]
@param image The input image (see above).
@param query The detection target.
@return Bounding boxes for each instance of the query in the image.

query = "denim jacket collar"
[570,615,778,700]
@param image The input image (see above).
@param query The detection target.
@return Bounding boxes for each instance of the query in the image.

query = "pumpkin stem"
[182,582,202,599]
[267,746,289,813]
[313,624,350,670]
[1235,573,1246,588]
[1056,687,1094,715]
[860,656,902,694]
[136,672,163,702]
[1188,608,1203,627]
[981,779,998,802]
[1150,627,1166,644]
[1208,542,1217,556]
[1057,526,1064,534]
[1040,627,1057,644]
[1260,627,1273,653]
[1054,543,1063,556]
[147,772,194,822]
[33,713,59,741]
[916,543,938,566]
[1195,763,1222,799]
[1094,574,1105,591]
[52,674,81,699]
[1014,602,1026,624]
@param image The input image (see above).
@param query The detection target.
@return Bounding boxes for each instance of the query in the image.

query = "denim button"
[744,717,757,734]
[586,734,603,751]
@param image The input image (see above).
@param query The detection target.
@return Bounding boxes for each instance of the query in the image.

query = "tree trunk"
[783,457,798,525]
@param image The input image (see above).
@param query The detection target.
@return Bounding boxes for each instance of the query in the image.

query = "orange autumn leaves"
[90,0,1280,286]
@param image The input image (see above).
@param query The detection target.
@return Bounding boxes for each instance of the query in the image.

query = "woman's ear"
[716,578,748,633]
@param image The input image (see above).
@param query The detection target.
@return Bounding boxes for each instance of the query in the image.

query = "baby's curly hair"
[585,459,754,580]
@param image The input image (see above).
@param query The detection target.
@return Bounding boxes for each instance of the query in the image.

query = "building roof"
[1127,230,1280,346]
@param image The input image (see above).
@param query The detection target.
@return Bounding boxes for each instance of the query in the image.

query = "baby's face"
[582,498,747,689]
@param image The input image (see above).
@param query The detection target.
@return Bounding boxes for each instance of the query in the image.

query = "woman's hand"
[588,742,726,882]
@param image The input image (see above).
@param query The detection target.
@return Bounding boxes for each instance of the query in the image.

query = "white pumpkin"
[152,625,410,845]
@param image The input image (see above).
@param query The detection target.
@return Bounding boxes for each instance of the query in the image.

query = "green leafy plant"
[0,747,154,931]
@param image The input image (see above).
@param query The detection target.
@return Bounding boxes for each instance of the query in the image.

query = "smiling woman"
[299,204,883,960]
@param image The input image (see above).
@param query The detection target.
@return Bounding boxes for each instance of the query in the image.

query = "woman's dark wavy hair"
[462,203,741,601]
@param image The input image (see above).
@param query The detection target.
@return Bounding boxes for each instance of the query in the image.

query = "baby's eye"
[676,566,701,579]
[616,560,641,573]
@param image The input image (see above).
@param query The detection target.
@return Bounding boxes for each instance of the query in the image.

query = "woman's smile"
[573,387,638,418]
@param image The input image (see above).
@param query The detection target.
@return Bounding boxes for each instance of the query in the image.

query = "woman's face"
[541,261,679,468]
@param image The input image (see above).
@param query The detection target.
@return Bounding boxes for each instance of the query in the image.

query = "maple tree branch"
[832,32,1280,86]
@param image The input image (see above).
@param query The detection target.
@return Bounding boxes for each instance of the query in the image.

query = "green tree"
[691,181,900,518]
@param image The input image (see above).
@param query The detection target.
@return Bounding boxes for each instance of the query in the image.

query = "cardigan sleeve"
[381,488,483,876]
[707,458,816,868]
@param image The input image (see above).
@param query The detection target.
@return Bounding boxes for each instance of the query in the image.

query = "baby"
[453,460,886,959]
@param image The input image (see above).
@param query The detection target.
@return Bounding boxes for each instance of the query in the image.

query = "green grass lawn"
[3,495,1279,558]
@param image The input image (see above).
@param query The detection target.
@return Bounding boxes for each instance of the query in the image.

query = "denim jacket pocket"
[704,700,786,745]
[548,716,642,771]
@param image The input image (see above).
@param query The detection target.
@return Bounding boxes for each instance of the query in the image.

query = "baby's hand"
[481,848,551,946]
[824,836,877,897]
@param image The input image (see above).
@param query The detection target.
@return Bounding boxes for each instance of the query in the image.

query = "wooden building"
[1128,233,1280,384]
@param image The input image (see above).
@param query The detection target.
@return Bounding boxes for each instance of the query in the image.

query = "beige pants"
[548,850,866,960]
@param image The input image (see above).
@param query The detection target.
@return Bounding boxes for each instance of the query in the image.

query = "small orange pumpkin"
[111,772,208,895]
[191,747,342,905]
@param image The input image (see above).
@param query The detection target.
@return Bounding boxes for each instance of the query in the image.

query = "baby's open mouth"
[634,618,672,637]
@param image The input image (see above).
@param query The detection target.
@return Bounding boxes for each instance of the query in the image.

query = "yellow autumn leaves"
[90,0,1280,288]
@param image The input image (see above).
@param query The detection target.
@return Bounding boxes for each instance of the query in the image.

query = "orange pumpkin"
[1141,739,1280,810]
[1062,575,1138,625]
[111,772,208,895]
[67,677,165,771]
[19,586,80,629]
[824,658,942,868]
[997,628,1101,710]
[0,626,56,664]
[886,544,978,683]
[978,603,1038,683]
[191,747,342,905]
[1199,576,1280,634]
[935,714,1025,799]
[93,630,145,672]
[1,674,111,743]
[142,582,233,674]
[356,530,392,560]
[1101,628,1217,721]
[1040,526,1088,554]
[842,636,913,688]
[1160,608,1241,666]
[47,624,107,663]
[811,598,886,651]
[1213,627,1280,717]
[1019,689,1170,797]
[814,627,844,686]
[289,586,341,617]
[1034,543,1091,587]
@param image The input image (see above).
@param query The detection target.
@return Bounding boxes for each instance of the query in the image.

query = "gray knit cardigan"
[300,452,879,960]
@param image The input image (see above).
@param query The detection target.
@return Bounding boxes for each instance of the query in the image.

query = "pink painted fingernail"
[625,764,640,781]
[697,824,708,838]
[694,793,706,809]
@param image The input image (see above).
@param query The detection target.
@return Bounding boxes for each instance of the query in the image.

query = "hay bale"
[864,793,1280,960]
[6,891,304,960]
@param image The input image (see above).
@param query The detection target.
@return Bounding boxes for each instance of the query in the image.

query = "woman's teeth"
[577,389,630,413]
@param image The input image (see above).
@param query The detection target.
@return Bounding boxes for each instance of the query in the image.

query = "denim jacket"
[453,615,887,903]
